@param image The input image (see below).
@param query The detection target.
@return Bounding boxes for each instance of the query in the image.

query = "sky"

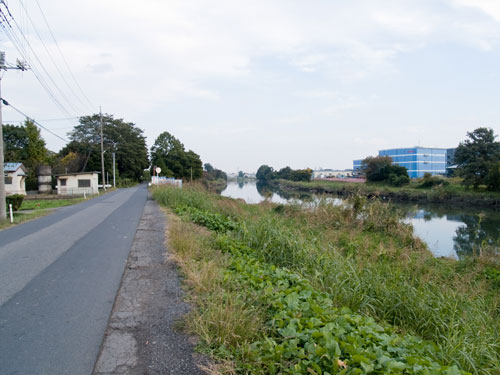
[1,0,500,173]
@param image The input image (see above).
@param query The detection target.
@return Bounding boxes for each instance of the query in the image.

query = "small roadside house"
[3,163,27,196]
[56,172,99,196]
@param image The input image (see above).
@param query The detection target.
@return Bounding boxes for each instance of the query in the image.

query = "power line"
[0,19,74,117]
[33,0,94,110]
[3,116,78,122]
[0,1,81,116]
[16,0,91,113]
[1,97,69,142]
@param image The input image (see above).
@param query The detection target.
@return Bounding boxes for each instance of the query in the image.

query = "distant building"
[3,163,27,195]
[312,169,353,179]
[354,147,457,179]
[56,172,99,195]
[353,160,363,174]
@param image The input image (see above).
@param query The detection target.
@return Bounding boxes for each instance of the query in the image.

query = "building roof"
[3,163,27,175]
[55,172,100,177]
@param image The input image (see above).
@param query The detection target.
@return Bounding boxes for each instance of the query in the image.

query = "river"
[221,180,500,259]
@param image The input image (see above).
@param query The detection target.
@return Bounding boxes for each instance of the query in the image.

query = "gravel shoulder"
[93,193,208,375]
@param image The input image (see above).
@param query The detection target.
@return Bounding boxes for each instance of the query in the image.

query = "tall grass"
[154,185,500,374]
[167,213,264,374]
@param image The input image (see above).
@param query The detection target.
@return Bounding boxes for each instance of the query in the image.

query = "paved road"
[0,185,148,375]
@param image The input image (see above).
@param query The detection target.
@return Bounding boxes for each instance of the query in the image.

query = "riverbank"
[153,184,500,374]
[274,179,500,208]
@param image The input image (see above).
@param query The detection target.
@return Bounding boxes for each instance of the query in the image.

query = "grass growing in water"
[154,184,500,374]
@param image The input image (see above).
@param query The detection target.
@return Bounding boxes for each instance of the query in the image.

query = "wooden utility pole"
[100,107,106,191]
[0,52,29,221]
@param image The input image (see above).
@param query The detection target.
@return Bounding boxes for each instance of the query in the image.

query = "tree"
[361,156,393,182]
[290,168,313,182]
[486,161,500,192]
[3,120,49,190]
[276,166,293,180]
[2,124,29,162]
[204,163,214,173]
[61,114,149,181]
[204,163,227,181]
[256,165,274,181]
[455,128,500,189]
[150,132,203,180]
[362,156,409,186]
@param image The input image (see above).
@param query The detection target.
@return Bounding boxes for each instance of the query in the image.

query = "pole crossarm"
[0,51,30,220]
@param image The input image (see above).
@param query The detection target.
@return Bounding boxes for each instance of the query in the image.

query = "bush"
[6,194,24,211]
[388,173,410,187]
[419,173,450,189]
[116,178,137,188]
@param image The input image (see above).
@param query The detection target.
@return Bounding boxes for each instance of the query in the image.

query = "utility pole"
[0,52,29,221]
[100,107,106,191]
[112,152,116,188]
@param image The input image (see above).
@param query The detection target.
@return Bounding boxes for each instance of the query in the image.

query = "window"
[60,179,67,186]
[4,176,12,184]
[78,179,91,188]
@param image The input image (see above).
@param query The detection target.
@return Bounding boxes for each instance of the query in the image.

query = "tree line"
[3,114,216,189]
[256,165,313,182]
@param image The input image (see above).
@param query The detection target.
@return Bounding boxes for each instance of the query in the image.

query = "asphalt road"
[0,185,148,375]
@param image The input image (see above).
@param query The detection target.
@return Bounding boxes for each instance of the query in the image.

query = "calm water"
[222,181,500,259]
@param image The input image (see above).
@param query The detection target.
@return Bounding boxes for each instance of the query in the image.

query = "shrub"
[419,173,450,189]
[116,178,137,188]
[388,173,410,187]
[6,194,24,211]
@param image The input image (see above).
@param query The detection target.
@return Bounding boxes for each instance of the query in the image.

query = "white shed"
[3,163,27,196]
[56,172,99,196]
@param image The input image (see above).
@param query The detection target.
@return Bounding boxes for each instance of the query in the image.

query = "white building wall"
[5,171,27,195]
[57,174,99,195]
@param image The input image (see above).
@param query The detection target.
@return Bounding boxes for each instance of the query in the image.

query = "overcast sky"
[1,0,500,173]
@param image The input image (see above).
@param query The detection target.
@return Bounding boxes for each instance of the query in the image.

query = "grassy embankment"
[153,184,500,375]
[274,179,500,208]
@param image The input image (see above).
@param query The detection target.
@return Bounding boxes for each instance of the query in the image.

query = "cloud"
[454,0,500,22]
[353,137,388,146]
[87,63,113,74]
[2,0,500,172]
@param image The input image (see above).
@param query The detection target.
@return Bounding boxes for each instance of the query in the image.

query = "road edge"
[92,193,207,374]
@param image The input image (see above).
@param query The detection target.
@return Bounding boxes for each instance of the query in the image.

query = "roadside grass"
[2,191,106,230]
[166,213,262,374]
[20,197,86,210]
[155,185,500,374]
[0,210,51,230]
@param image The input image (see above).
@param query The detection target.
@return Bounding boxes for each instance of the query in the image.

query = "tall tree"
[150,131,203,180]
[3,120,49,190]
[61,114,149,181]
[2,124,29,162]
[455,128,500,189]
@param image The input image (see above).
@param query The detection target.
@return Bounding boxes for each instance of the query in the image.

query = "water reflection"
[399,204,500,259]
[221,181,500,258]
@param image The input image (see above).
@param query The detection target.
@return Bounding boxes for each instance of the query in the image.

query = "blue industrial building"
[353,147,456,179]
